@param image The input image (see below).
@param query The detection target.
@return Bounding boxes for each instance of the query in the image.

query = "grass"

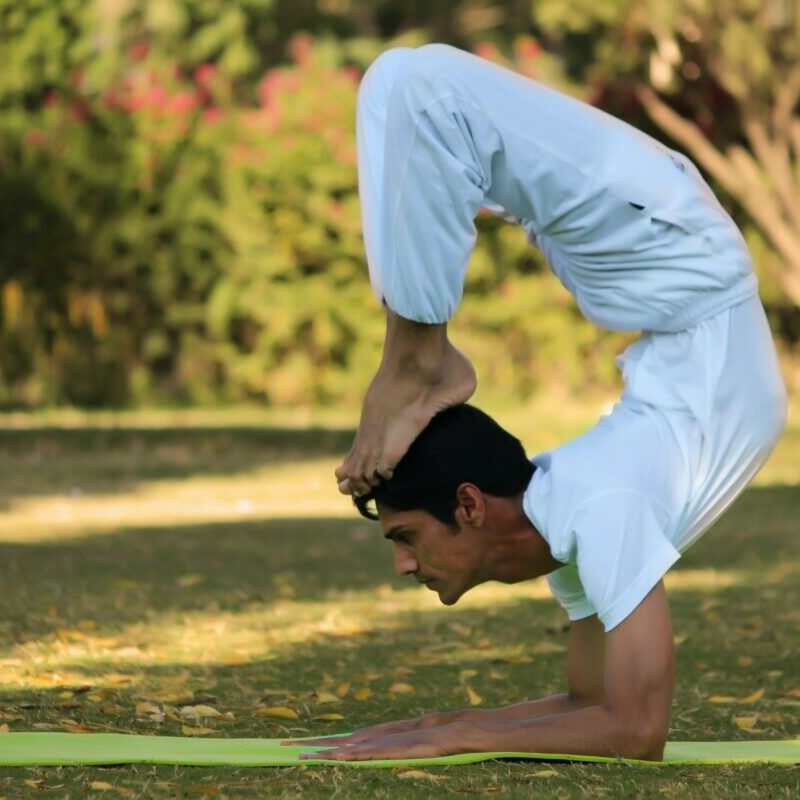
[0,397,799,799]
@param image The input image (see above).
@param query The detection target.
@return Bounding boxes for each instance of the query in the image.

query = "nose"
[392,541,419,577]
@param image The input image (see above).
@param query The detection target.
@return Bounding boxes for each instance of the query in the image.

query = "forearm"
[451,702,665,761]
[436,693,593,727]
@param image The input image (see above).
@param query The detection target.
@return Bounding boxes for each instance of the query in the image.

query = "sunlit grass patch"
[0,401,798,798]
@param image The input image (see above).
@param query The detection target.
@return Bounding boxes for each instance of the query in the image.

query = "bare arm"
[431,613,607,726]
[335,308,476,496]
[308,581,674,761]
[299,612,605,747]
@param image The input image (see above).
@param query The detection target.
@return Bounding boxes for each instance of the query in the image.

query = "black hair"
[353,404,535,525]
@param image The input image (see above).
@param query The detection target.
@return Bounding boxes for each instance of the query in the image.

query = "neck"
[485,494,562,583]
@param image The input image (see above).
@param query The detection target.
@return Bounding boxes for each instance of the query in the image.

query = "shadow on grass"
[0,516,392,643]
[0,425,356,508]
[0,485,798,644]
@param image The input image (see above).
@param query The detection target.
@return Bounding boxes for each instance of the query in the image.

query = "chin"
[437,587,465,606]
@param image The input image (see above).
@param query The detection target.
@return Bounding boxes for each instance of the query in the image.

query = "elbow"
[616,718,669,761]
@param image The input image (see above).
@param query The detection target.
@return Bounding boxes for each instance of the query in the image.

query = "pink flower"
[195,63,217,85]
[24,130,47,148]
[516,38,540,61]
[474,42,500,62]
[288,33,313,67]
[258,72,282,107]
[202,106,224,125]
[167,91,199,114]
[148,86,168,107]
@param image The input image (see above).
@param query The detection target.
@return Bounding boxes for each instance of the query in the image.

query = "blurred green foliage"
[0,1,793,408]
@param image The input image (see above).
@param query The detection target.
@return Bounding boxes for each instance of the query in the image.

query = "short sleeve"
[546,564,597,622]
[571,492,680,631]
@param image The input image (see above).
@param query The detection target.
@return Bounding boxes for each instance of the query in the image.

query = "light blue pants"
[357,44,787,557]
[357,44,757,331]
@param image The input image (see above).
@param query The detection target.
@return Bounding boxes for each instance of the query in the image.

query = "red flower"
[129,41,149,62]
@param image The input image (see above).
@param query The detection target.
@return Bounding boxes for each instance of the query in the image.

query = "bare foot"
[336,338,476,496]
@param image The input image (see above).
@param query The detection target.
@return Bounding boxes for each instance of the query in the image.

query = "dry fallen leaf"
[449,623,472,636]
[531,769,559,777]
[24,779,45,789]
[188,785,222,797]
[787,689,800,699]
[709,688,765,705]
[532,641,566,654]
[135,701,163,719]
[62,723,95,734]
[181,725,215,736]
[353,688,371,701]
[89,782,115,791]
[336,682,351,698]
[312,713,345,721]
[396,769,442,782]
[177,574,204,587]
[465,686,483,706]
[255,706,299,720]
[389,683,414,695]
[315,692,341,704]
[353,671,381,683]
[180,704,221,719]
[733,715,760,731]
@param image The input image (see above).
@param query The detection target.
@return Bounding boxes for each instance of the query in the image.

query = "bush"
[0,21,742,408]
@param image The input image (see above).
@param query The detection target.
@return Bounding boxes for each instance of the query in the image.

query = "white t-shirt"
[522,401,686,632]
[522,293,784,633]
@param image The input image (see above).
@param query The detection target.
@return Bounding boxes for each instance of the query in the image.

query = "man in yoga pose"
[306,44,787,761]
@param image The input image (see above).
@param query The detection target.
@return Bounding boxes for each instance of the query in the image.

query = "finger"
[301,744,367,762]
[337,478,353,495]
[288,735,353,747]
[376,464,395,481]
[348,470,375,497]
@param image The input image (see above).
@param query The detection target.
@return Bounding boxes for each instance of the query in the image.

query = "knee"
[358,47,417,110]
[361,44,460,109]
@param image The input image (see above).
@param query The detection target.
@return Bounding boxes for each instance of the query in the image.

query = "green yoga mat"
[0,734,798,767]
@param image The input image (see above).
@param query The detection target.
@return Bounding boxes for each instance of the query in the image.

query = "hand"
[300,723,468,761]
[282,711,453,750]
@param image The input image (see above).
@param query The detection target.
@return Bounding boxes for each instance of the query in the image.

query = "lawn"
[0,397,798,799]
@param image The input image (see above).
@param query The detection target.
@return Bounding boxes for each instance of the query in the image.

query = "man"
[311,44,787,761]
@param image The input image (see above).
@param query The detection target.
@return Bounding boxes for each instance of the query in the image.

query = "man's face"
[376,503,488,605]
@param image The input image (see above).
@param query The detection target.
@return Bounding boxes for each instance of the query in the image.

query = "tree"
[534,0,800,307]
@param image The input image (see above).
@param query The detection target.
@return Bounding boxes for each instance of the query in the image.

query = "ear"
[454,483,486,528]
